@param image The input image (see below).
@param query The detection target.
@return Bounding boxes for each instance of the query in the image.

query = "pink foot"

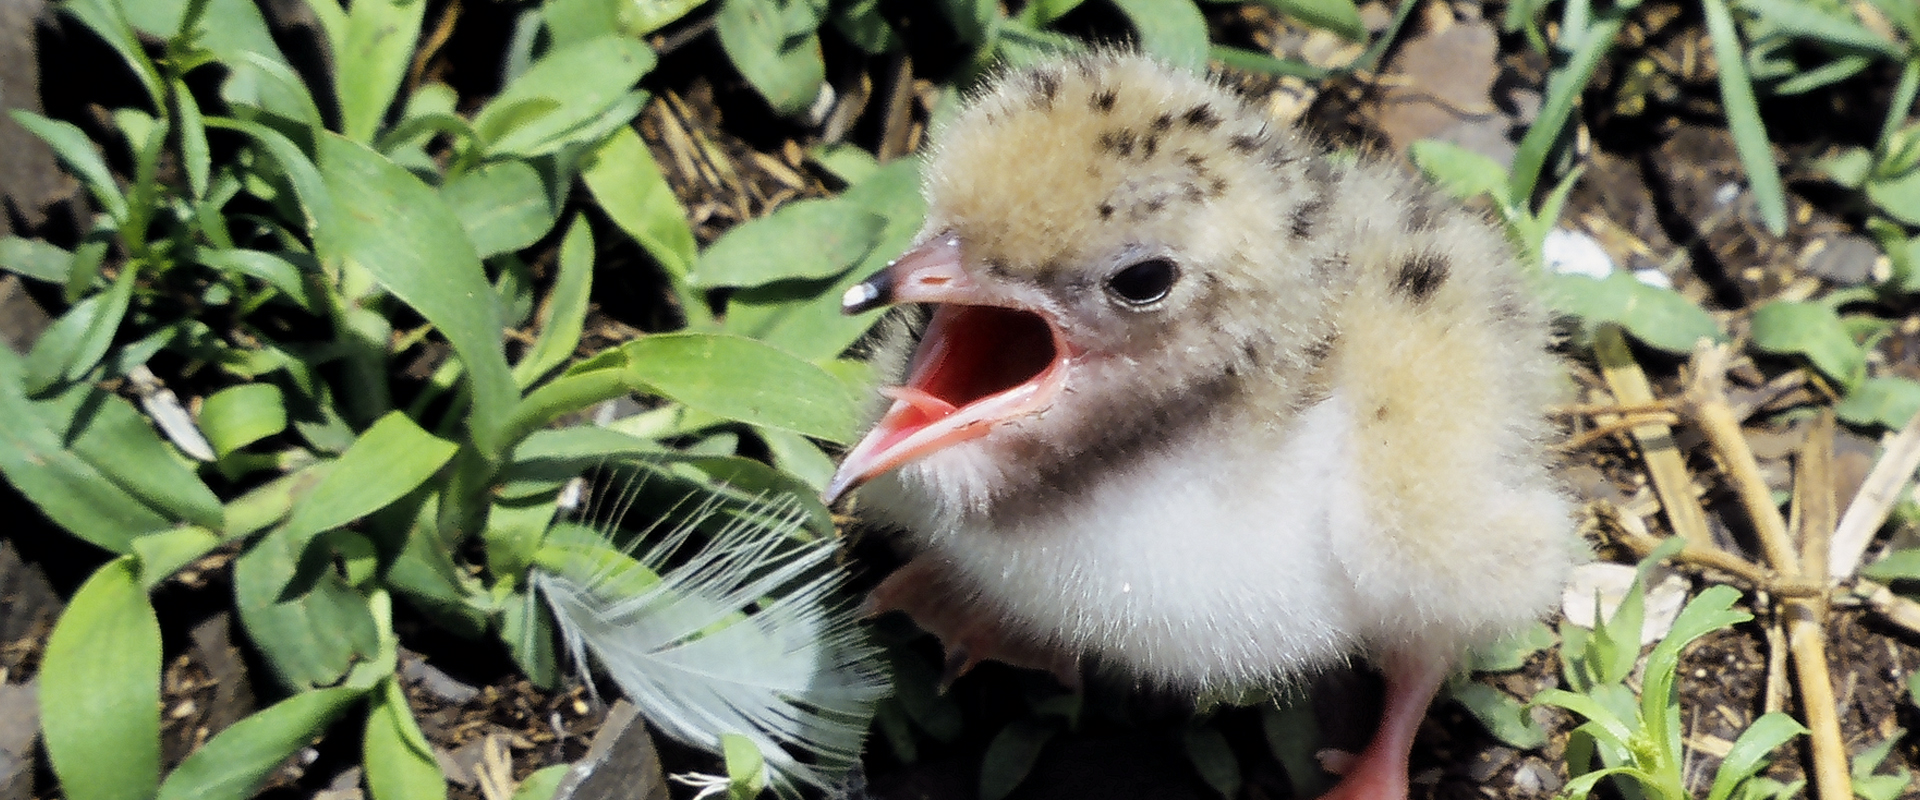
[867,555,1081,688]
[1316,648,1450,800]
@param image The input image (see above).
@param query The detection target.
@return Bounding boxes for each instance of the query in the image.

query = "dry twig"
[1684,343,1851,800]
[1593,326,1714,547]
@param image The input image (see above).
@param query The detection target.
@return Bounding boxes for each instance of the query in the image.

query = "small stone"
[399,651,480,705]
[1800,234,1884,286]
[1465,747,1516,783]
[1511,758,1562,794]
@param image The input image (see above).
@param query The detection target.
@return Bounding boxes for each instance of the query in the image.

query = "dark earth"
[2,0,1920,798]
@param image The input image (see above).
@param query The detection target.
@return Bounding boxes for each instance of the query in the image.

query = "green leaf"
[808,143,879,185]
[1531,688,1637,754]
[1867,159,1920,225]
[1705,712,1805,800]
[1450,681,1547,748]
[0,236,72,283]
[226,51,327,132]
[1870,0,1920,39]
[315,134,517,456]
[1701,0,1788,235]
[1258,0,1366,40]
[364,677,448,800]
[38,382,226,531]
[1111,0,1209,71]
[1466,620,1556,672]
[1409,139,1513,206]
[131,0,310,122]
[511,765,569,800]
[1182,725,1243,798]
[1749,301,1867,389]
[1815,148,1876,192]
[500,586,559,688]
[1862,547,1920,581]
[174,78,211,199]
[234,519,382,691]
[200,383,289,458]
[156,687,364,800]
[472,36,656,157]
[723,733,769,800]
[1738,0,1903,58]
[622,333,863,442]
[1545,272,1724,354]
[759,427,837,491]
[692,198,886,288]
[23,265,134,392]
[723,159,924,359]
[937,0,998,45]
[9,110,127,222]
[1508,3,1625,201]
[41,558,161,800]
[542,0,622,45]
[206,116,337,234]
[980,719,1056,800]
[582,124,697,279]
[337,0,429,143]
[514,216,596,388]
[133,526,220,589]
[1836,376,1920,429]
[715,0,826,116]
[195,249,321,313]
[832,0,899,53]
[441,160,560,258]
[281,411,458,557]
[1640,584,1752,754]
[0,348,170,551]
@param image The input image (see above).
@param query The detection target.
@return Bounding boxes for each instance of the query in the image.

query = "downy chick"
[827,52,1579,800]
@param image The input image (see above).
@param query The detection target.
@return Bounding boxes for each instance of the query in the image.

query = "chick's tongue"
[825,304,1061,502]
[903,305,1056,416]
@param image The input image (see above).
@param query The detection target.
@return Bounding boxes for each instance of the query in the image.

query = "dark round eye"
[1105,258,1179,306]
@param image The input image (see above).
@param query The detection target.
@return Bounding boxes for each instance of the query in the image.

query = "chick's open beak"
[825,235,1072,504]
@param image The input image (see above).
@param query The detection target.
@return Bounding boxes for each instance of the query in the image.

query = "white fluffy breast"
[862,392,1371,690]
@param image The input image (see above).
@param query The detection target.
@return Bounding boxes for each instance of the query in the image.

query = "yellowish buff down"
[827,51,1582,800]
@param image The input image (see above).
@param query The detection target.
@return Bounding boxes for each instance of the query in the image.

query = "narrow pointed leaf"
[513,216,595,388]
[314,134,516,455]
[10,110,127,222]
[281,411,458,556]
[156,687,364,800]
[337,0,428,143]
[581,124,696,278]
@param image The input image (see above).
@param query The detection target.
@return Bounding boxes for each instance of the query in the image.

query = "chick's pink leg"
[866,555,1080,689]
[1317,648,1450,800]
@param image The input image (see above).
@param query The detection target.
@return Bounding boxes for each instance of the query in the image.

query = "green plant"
[1410,137,1727,357]
[1536,545,1806,800]
[4,0,904,796]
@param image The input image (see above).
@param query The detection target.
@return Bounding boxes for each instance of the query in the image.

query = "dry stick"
[1551,400,1682,417]
[1790,412,1851,800]
[1560,412,1685,451]
[1857,579,1920,636]
[875,54,918,164]
[1686,347,1800,575]
[1594,326,1715,547]
[1686,345,1851,800]
[1829,410,1920,582]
